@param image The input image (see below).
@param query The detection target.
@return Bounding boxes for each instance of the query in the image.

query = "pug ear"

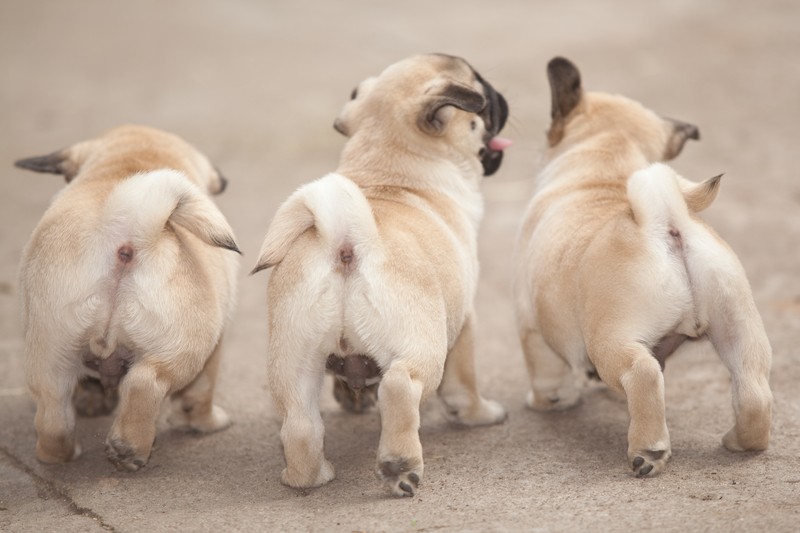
[418,82,486,136]
[663,118,700,160]
[547,57,583,146]
[15,149,79,182]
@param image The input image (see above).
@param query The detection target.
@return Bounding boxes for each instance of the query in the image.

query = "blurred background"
[1,1,798,531]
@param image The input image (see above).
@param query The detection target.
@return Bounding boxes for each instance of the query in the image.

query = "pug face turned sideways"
[252,54,511,497]
[513,57,772,477]
[17,125,240,471]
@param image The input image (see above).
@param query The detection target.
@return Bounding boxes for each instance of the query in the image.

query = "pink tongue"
[488,136,513,151]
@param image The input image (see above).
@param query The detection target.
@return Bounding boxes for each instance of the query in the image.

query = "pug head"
[546,56,699,162]
[334,54,511,176]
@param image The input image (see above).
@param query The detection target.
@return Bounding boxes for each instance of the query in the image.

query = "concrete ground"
[1,1,799,531]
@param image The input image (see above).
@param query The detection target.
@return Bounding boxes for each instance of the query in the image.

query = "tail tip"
[212,236,242,255]
[250,263,269,276]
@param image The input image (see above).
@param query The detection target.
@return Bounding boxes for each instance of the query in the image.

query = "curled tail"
[627,162,722,231]
[89,169,239,358]
[104,169,240,255]
[251,173,378,274]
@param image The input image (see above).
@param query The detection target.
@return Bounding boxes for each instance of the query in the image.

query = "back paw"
[281,459,335,489]
[378,458,422,497]
[629,448,671,477]
[105,437,150,472]
[722,425,769,452]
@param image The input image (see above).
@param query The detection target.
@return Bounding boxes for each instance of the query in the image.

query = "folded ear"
[546,57,583,146]
[15,149,79,182]
[664,118,700,160]
[418,82,486,136]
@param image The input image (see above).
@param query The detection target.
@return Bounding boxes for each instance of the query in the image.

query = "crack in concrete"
[0,445,116,532]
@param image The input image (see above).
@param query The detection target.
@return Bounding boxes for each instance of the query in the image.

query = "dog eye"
[470,120,477,130]
[350,87,358,100]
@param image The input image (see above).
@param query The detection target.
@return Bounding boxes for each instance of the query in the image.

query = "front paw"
[168,404,232,434]
[526,388,581,412]
[377,457,422,497]
[36,437,82,463]
[629,448,671,477]
[445,397,507,426]
[105,437,150,472]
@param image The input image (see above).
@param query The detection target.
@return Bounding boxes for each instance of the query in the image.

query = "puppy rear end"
[18,126,239,469]
[84,170,239,362]
[253,173,381,489]
[514,58,773,479]
[253,173,378,274]
[627,163,772,450]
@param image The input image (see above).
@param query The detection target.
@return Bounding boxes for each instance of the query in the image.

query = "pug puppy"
[514,57,773,477]
[252,54,511,497]
[17,125,240,471]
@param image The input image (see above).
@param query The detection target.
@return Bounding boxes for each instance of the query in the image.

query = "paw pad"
[378,459,421,497]
[631,449,668,477]
[106,438,147,472]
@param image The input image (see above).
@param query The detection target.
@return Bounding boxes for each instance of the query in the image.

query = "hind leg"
[169,339,231,433]
[437,314,507,425]
[376,362,427,497]
[521,328,580,411]
[695,247,772,451]
[269,334,333,489]
[589,340,671,477]
[711,312,772,452]
[105,361,169,471]
[717,320,772,452]
[29,365,82,463]
[24,329,82,463]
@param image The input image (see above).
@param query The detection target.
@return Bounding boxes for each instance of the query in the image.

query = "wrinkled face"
[334,54,510,176]
[14,125,228,195]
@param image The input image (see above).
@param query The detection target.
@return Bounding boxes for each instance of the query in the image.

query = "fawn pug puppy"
[514,57,772,477]
[253,54,511,497]
[17,125,240,471]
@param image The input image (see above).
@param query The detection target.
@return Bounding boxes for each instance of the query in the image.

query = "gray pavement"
[1,1,799,531]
